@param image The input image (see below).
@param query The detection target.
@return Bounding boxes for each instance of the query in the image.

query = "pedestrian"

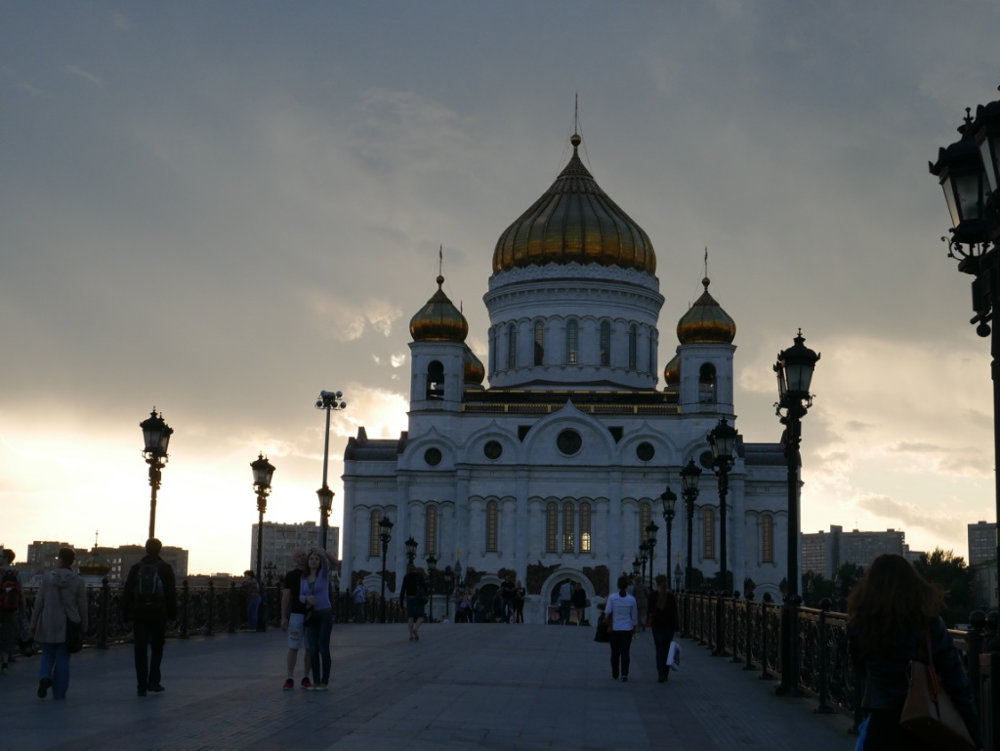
[280,549,312,690]
[500,575,515,623]
[847,553,979,750]
[242,570,261,630]
[399,563,428,640]
[352,577,368,623]
[571,581,587,626]
[28,546,87,699]
[632,575,648,631]
[123,538,177,697]
[558,579,573,625]
[301,547,336,690]
[513,580,526,623]
[649,574,679,682]
[1,548,25,674]
[606,575,638,681]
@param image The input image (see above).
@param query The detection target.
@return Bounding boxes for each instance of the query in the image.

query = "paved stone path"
[2,623,855,750]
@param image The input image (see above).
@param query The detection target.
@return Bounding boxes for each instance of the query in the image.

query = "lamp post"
[426,554,437,622]
[140,409,173,540]
[774,331,820,695]
[315,390,347,549]
[931,98,1000,625]
[443,566,454,619]
[379,516,393,623]
[645,520,659,590]
[708,416,739,656]
[405,537,418,566]
[674,561,683,592]
[660,486,677,588]
[632,556,641,579]
[638,542,649,585]
[251,453,275,632]
[680,459,702,591]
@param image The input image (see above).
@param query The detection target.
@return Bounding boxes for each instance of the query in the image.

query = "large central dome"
[491,134,656,275]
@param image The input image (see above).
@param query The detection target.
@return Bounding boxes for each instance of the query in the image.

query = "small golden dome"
[492,134,656,275]
[409,275,469,342]
[463,346,485,386]
[677,277,736,344]
[663,351,680,389]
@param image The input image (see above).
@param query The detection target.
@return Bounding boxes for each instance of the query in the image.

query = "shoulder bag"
[899,632,976,751]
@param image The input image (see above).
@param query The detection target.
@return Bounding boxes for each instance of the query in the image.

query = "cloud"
[65,65,102,86]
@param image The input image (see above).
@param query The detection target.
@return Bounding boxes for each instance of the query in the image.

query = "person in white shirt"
[605,575,638,681]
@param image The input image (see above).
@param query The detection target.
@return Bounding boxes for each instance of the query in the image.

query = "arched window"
[580,502,592,552]
[563,501,575,552]
[628,324,638,369]
[566,319,578,365]
[486,500,498,552]
[533,321,545,366]
[545,502,558,553]
[599,320,611,366]
[761,514,774,564]
[425,505,438,557]
[699,363,717,404]
[427,361,444,400]
[639,502,652,546]
[702,507,715,560]
[369,509,382,558]
[507,324,518,370]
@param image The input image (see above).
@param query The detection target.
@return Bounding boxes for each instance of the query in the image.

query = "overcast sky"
[3,2,999,575]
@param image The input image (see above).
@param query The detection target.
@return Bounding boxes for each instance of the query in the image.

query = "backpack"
[133,562,165,613]
[0,569,20,611]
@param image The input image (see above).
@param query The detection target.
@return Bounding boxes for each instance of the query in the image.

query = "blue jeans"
[247,596,261,629]
[305,608,333,685]
[39,642,70,699]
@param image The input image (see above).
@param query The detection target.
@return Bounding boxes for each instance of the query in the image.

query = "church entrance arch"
[540,569,594,625]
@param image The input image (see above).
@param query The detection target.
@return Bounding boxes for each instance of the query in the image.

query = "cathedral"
[342,132,788,623]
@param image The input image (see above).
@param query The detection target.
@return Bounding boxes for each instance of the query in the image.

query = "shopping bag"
[667,639,681,670]
[899,659,975,750]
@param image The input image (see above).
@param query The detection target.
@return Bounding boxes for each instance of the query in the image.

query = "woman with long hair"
[649,574,679,682]
[300,547,336,690]
[847,553,979,749]
[28,546,87,699]
[605,575,638,681]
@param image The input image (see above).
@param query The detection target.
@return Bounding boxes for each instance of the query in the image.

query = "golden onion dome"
[409,275,469,342]
[492,134,656,275]
[463,346,485,386]
[663,351,680,389]
[677,277,736,344]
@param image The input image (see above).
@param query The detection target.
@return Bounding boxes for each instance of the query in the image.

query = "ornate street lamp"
[708,416,739,656]
[426,554,437,622]
[774,330,819,695]
[932,97,1000,627]
[631,555,641,578]
[638,541,649,585]
[443,565,454,620]
[378,515,393,623]
[680,458,702,591]
[645,520,659,589]
[251,453,275,632]
[140,408,173,540]
[315,390,347,548]
[405,536,418,565]
[660,486,677,589]
[316,486,334,551]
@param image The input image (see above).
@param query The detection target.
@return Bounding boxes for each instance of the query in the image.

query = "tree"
[834,563,864,611]
[913,548,975,627]
[802,570,836,607]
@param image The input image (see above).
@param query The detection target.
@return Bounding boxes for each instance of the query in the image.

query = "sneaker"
[148,683,165,693]
[282,678,294,690]
[314,683,328,691]
[301,677,313,690]
[37,678,51,698]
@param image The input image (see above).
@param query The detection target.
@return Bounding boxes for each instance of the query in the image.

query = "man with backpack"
[0,548,24,674]
[123,538,177,696]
